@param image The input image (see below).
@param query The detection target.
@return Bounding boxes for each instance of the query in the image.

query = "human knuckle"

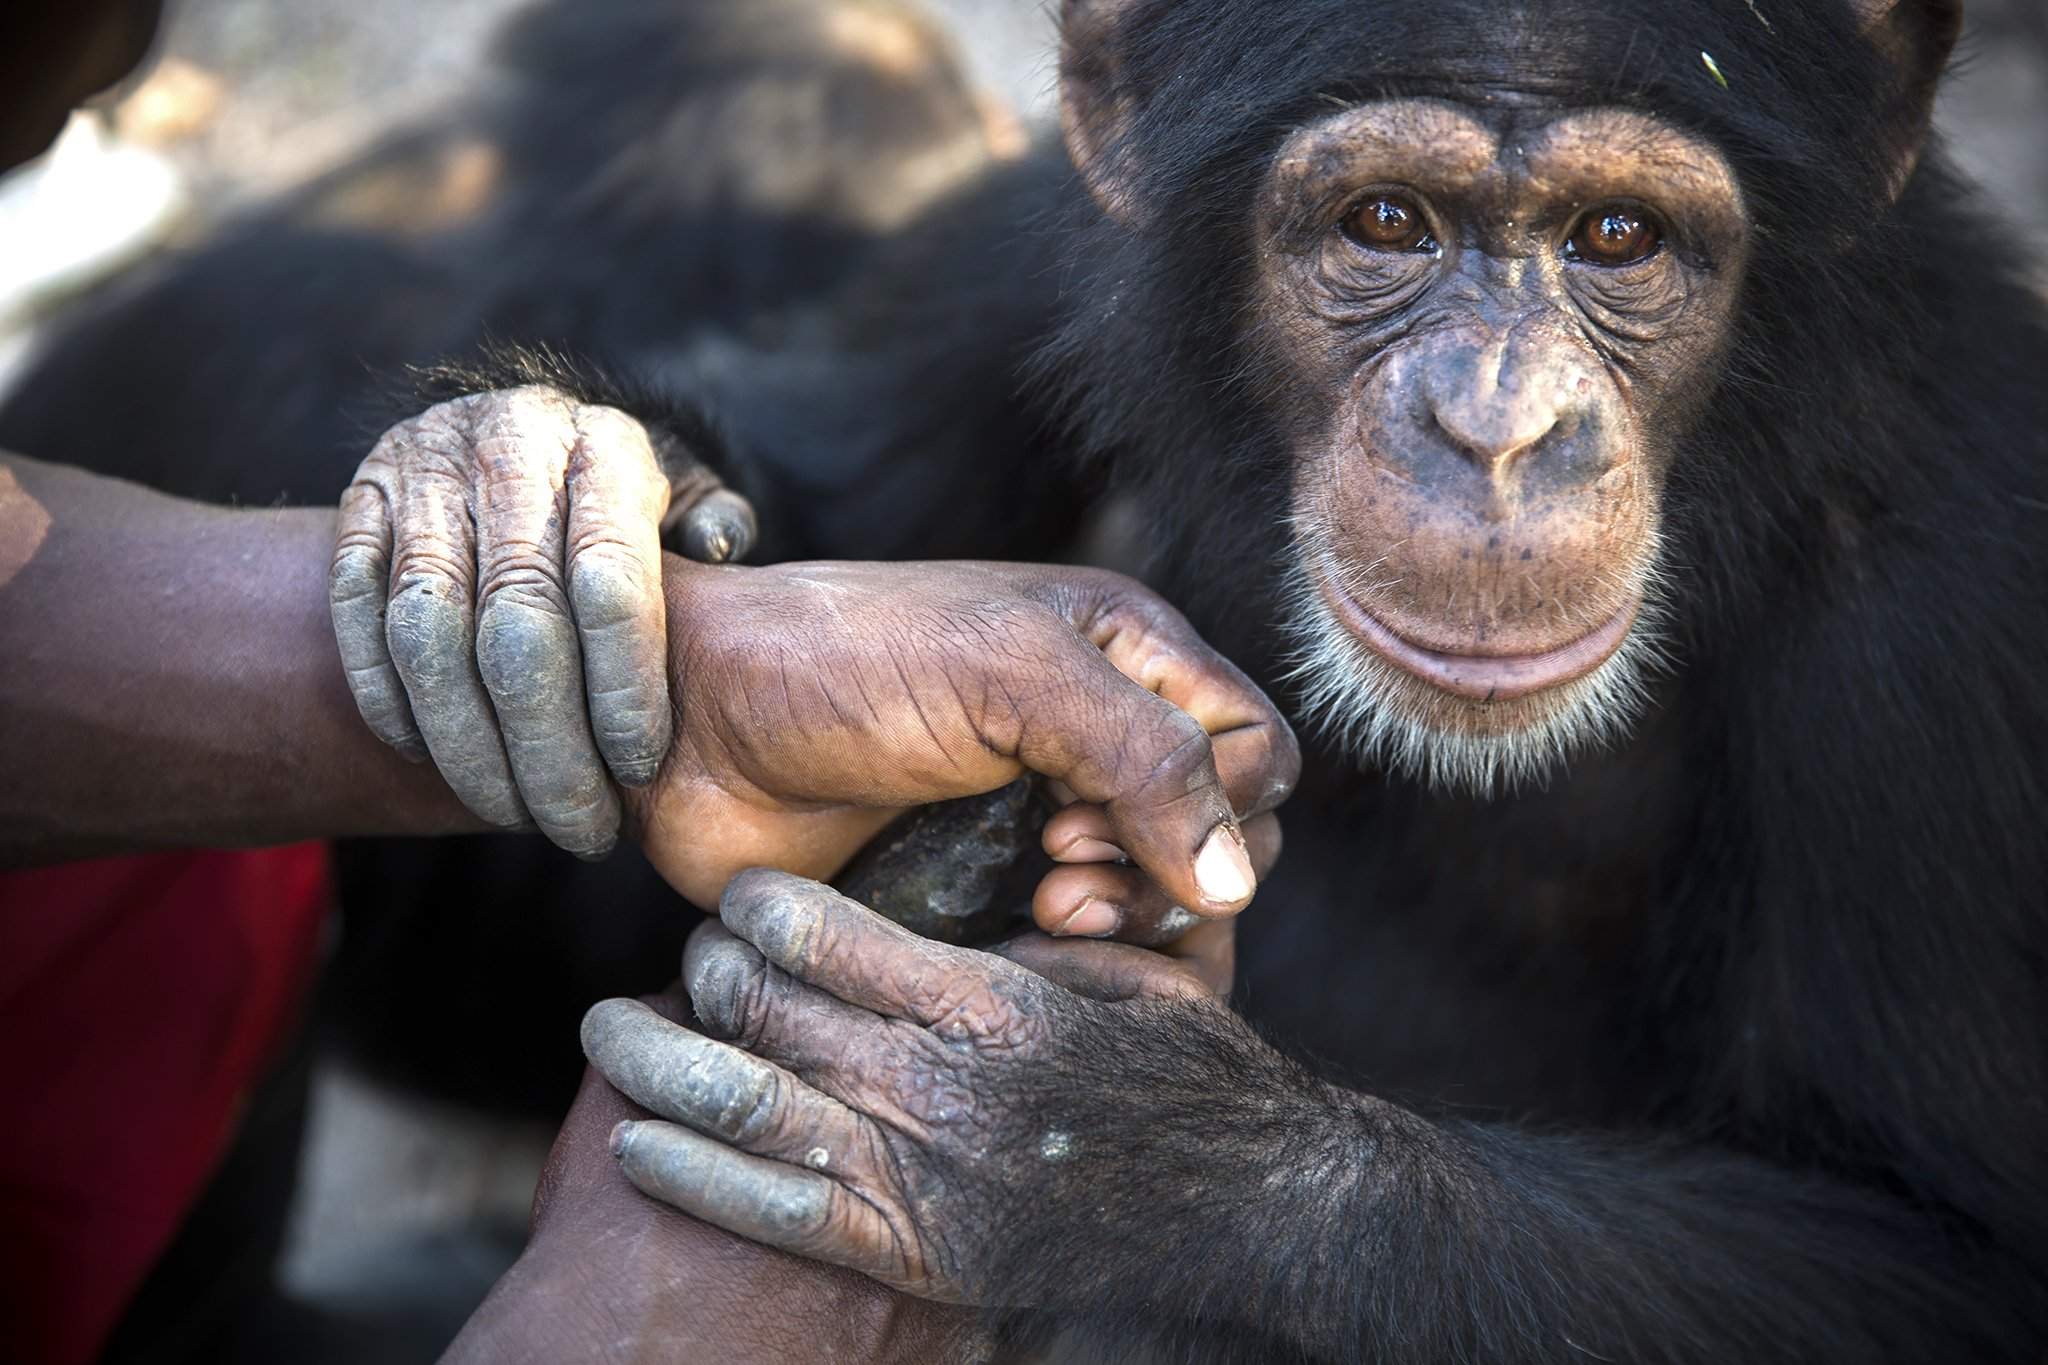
[1133,709,1215,794]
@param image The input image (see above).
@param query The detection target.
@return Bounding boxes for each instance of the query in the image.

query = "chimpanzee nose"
[1416,329,1597,484]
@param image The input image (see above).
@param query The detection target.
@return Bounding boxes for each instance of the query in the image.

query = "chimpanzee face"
[1058,0,1951,792]
[1253,99,1750,790]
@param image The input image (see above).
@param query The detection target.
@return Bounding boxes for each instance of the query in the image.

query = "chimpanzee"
[6,0,2047,1360]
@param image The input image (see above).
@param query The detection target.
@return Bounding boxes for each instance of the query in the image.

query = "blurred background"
[0,0,2040,1359]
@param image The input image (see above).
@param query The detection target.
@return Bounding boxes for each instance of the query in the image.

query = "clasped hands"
[334,389,1304,1332]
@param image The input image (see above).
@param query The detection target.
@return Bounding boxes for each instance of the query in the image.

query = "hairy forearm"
[990,1006,2029,1363]
[1109,1113,2024,1364]
[0,453,483,864]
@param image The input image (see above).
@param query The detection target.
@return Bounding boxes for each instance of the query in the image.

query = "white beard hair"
[1276,525,1674,798]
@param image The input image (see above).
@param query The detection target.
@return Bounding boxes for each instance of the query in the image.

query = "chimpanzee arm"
[583,873,2041,1365]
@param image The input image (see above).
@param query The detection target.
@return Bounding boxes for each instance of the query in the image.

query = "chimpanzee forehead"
[1119,0,1881,216]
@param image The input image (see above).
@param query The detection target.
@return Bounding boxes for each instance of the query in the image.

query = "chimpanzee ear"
[1060,0,1149,225]
[1848,0,1962,198]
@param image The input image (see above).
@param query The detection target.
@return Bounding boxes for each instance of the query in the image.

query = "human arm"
[442,989,989,1365]
[583,872,2038,1364]
[0,452,484,865]
[330,374,1299,938]
[0,448,1297,939]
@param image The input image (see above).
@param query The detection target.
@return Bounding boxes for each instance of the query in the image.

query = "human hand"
[442,988,988,1365]
[631,558,1294,940]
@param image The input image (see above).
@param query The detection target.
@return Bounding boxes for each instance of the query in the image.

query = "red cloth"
[0,845,331,1365]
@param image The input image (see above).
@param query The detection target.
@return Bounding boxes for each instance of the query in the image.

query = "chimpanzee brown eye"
[1341,195,1436,253]
[1566,205,1663,266]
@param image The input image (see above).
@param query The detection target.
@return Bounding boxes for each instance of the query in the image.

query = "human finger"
[1031,812,1282,943]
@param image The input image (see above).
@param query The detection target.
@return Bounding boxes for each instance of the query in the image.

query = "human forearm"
[0,453,483,864]
[444,1004,987,1365]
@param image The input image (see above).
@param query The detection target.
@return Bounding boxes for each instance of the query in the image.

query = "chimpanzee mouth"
[1314,572,1642,704]
[1280,551,1667,793]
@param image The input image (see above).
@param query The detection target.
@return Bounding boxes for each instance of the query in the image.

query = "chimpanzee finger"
[717,870,1036,1034]
[385,447,528,830]
[674,487,759,565]
[608,1119,909,1288]
[684,921,961,1132]
[330,473,426,761]
[471,389,622,859]
[987,933,1217,1002]
[1033,812,1283,943]
[580,998,873,1174]
[563,406,674,788]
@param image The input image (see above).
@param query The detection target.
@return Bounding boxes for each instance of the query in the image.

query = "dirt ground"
[3,1,2041,1359]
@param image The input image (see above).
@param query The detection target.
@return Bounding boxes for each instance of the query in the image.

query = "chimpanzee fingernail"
[1060,898,1122,938]
[610,1121,636,1159]
[1058,836,1126,863]
[1194,824,1255,905]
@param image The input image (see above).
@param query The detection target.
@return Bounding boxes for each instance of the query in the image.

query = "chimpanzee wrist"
[982,1003,1388,1328]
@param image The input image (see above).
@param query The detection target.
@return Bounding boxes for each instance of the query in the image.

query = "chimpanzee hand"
[581,871,1337,1308]
[626,560,1294,943]
[330,386,756,855]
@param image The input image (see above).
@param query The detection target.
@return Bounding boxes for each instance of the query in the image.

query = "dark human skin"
[0,453,486,863]
[0,452,1291,948]
[8,0,2046,1358]
[446,990,991,1365]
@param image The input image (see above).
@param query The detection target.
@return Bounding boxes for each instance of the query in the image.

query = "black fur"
[3,0,2044,1358]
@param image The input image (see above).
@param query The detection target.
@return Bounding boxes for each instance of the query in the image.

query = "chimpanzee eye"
[1341,194,1437,253]
[1565,205,1663,266]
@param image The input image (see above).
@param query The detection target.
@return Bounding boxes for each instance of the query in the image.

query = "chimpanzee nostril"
[1428,401,1560,475]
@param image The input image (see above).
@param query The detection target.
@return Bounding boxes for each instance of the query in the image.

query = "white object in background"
[0,111,187,328]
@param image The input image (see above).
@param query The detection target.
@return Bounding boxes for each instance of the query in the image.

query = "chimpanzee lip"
[1317,570,1641,704]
